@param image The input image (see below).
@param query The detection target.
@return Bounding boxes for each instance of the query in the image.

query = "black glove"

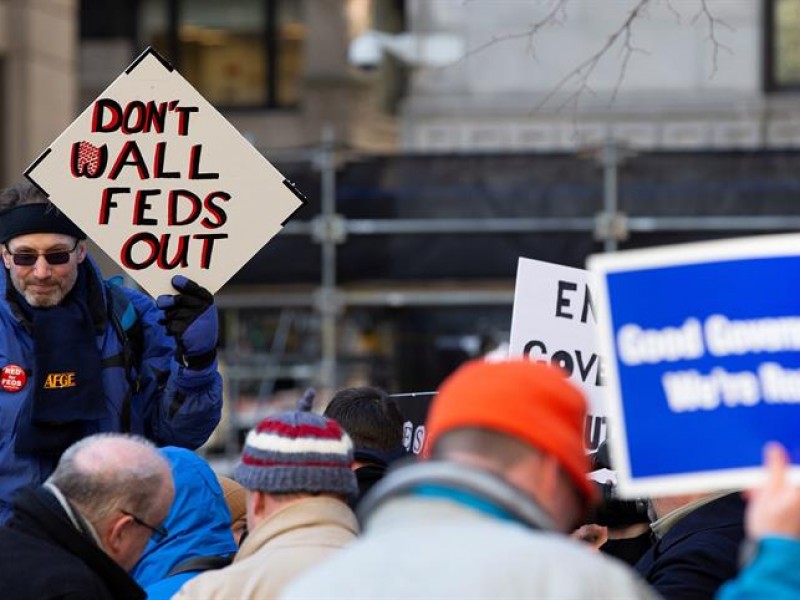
[156,275,218,369]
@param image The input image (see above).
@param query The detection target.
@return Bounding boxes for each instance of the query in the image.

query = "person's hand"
[156,276,218,369]
[745,443,800,540]
[571,523,608,550]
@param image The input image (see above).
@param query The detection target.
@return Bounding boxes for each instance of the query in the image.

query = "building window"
[766,0,800,91]
[139,0,305,108]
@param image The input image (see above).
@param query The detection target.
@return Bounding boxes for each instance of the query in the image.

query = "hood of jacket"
[131,447,238,587]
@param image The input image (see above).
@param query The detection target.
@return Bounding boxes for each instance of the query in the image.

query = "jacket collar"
[358,460,557,532]
[10,486,145,600]
[650,491,731,540]
[650,492,745,555]
[42,482,104,547]
[235,496,358,563]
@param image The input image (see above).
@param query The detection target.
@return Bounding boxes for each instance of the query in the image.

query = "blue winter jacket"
[131,446,238,600]
[0,258,223,522]
[717,537,800,600]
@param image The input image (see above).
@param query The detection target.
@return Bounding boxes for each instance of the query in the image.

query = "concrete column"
[2,0,77,185]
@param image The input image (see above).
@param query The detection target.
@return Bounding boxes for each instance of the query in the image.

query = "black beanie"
[0,203,86,244]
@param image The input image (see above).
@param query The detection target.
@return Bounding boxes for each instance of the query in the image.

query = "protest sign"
[589,235,800,497]
[508,257,607,452]
[25,47,305,298]
[391,391,436,455]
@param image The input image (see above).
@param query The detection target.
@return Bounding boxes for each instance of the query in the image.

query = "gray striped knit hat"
[234,389,358,498]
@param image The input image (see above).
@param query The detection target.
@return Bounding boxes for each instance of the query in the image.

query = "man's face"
[1,233,86,307]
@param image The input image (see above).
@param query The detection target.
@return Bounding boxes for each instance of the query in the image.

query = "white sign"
[25,47,305,298]
[508,257,607,452]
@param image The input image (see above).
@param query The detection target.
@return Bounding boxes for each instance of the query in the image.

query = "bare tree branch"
[459,0,569,63]
[661,0,683,24]
[535,0,652,113]
[692,0,734,78]
[608,14,651,105]
[456,0,732,114]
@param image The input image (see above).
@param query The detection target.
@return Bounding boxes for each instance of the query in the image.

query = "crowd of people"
[0,179,799,599]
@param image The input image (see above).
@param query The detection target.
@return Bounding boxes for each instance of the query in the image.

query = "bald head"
[48,433,173,527]
[68,435,166,475]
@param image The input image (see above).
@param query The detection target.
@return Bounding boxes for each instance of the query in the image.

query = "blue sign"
[589,236,800,497]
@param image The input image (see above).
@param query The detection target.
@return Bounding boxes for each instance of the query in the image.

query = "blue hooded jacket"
[0,258,223,522]
[131,446,238,600]
[718,537,800,600]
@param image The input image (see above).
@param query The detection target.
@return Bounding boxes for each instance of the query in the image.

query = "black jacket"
[0,486,145,600]
[634,492,746,600]
[353,463,388,507]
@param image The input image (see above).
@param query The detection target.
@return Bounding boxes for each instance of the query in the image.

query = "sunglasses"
[120,509,169,542]
[4,240,80,266]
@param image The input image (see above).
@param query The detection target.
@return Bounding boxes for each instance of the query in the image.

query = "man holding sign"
[0,181,222,522]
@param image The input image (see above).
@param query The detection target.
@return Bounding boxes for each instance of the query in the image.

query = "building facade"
[401,0,800,153]
[3,1,800,416]
[79,0,402,155]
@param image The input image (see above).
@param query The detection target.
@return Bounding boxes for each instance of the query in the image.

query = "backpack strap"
[167,554,234,577]
[103,278,143,433]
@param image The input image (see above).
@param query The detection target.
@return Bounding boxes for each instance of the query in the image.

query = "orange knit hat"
[424,359,598,509]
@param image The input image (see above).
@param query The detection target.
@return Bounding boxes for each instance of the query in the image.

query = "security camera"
[348,31,383,70]
[348,30,466,70]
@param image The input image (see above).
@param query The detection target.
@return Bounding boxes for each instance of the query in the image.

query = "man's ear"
[1,246,11,269]
[536,454,563,498]
[103,513,132,557]
[76,240,87,264]
[250,490,268,520]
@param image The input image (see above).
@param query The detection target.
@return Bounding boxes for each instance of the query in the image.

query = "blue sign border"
[589,234,800,497]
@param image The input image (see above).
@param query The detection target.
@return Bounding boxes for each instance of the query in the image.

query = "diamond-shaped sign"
[25,47,305,298]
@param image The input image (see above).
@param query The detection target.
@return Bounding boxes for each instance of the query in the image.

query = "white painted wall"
[401,0,795,151]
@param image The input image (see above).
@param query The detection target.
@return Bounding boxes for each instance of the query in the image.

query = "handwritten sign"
[25,47,305,297]
[508,257,607,452]
[589,235,800,497]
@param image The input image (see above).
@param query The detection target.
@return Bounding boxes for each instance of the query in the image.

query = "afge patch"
[43,372,77,390]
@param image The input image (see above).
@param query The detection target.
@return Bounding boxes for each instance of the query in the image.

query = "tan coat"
[172,496,358,600]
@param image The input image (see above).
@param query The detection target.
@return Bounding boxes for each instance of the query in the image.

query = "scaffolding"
[211,132,800,455]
